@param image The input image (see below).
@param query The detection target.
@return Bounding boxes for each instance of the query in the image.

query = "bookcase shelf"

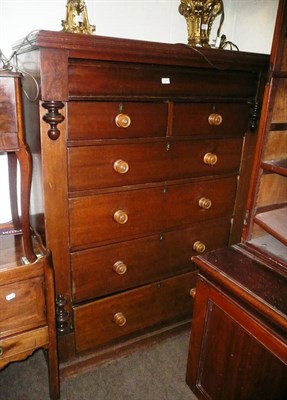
[254,207,287,245]
[261,158,287,176]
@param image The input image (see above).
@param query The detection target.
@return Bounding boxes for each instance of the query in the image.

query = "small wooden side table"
[0,232,60,399]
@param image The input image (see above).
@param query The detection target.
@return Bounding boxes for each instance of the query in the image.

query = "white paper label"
[77,14,84,23]
[161,78,170,84]
[6,292,16,301]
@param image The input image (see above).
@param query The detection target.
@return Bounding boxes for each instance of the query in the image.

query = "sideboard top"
[14,30,269,72]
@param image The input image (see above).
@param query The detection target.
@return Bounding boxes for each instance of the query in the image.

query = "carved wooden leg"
[7,152,21,230]
[16,145,37,263]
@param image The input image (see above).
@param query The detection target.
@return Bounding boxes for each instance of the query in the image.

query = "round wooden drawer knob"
[208,113,223,126]
[189,288,197,299]
[0,347,4,356]
[113,312,127,326]
[113,261,127,275]
[193,241,206,254]
[113,160,129,174]
[203,152,218,166]
[113,210,128,224]
[198,197,212,210]
[115,113,131,128]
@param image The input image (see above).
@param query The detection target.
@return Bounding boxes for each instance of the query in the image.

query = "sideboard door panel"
[186,277,287,400]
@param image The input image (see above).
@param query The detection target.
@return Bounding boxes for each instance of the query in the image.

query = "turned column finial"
[42,101,65,140]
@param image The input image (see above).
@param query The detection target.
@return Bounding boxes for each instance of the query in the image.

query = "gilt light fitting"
[62,0,96,34]
[179,0,224,47]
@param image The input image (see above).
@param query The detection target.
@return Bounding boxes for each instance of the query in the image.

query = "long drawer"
[69,176,237,249]
[73,271,197,353]
[68,137,243,191]
[71,217,230,302]
[68,61,258,98]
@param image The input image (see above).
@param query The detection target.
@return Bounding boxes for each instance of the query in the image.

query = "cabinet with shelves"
[245,0,287,264]
[186,2,287,399]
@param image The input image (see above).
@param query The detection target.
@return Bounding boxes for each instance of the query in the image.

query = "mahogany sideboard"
[14,31,269,374]
[186,245,287,400]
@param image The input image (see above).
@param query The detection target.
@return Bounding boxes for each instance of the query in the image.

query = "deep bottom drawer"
[74,271,197,353]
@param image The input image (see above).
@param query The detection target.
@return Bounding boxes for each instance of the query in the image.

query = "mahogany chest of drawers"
[15,31,268,371]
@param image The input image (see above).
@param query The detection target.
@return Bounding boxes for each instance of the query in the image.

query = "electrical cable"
[0,30,40,101]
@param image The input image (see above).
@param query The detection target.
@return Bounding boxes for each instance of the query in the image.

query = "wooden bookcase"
[244,0,287,268]
[186,2,287,399]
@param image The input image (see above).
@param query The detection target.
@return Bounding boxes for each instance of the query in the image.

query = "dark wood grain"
[193,246,287,323]
[186,275,287,400]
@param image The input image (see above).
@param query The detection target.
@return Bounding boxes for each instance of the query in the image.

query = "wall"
[0,0,280,222]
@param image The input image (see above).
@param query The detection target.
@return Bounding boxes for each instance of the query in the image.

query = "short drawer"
[73,271,197,353]
[71,218,230,302]
[67,101,168,140]
[0,327,48,369]
[68,137,243,191]
[0,278,46,338]
[68,61,258,98]
[172,103,250,136]
[69,176,237,248]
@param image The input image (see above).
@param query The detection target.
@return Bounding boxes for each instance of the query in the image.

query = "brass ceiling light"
[179,0,224,47]
[62,0,96,34]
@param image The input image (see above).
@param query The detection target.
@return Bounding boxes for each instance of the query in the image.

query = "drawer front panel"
[68,142,169,191]
[71,218,230,302]
[68,62,258,98]
[68,137,243,191]
[69,177,237,248]
[173,103,250,136]
[74,271,197,353]
[165,177,237,228]
[67,101,168,140]
[69,186,165,248]
[0,278,46,338]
